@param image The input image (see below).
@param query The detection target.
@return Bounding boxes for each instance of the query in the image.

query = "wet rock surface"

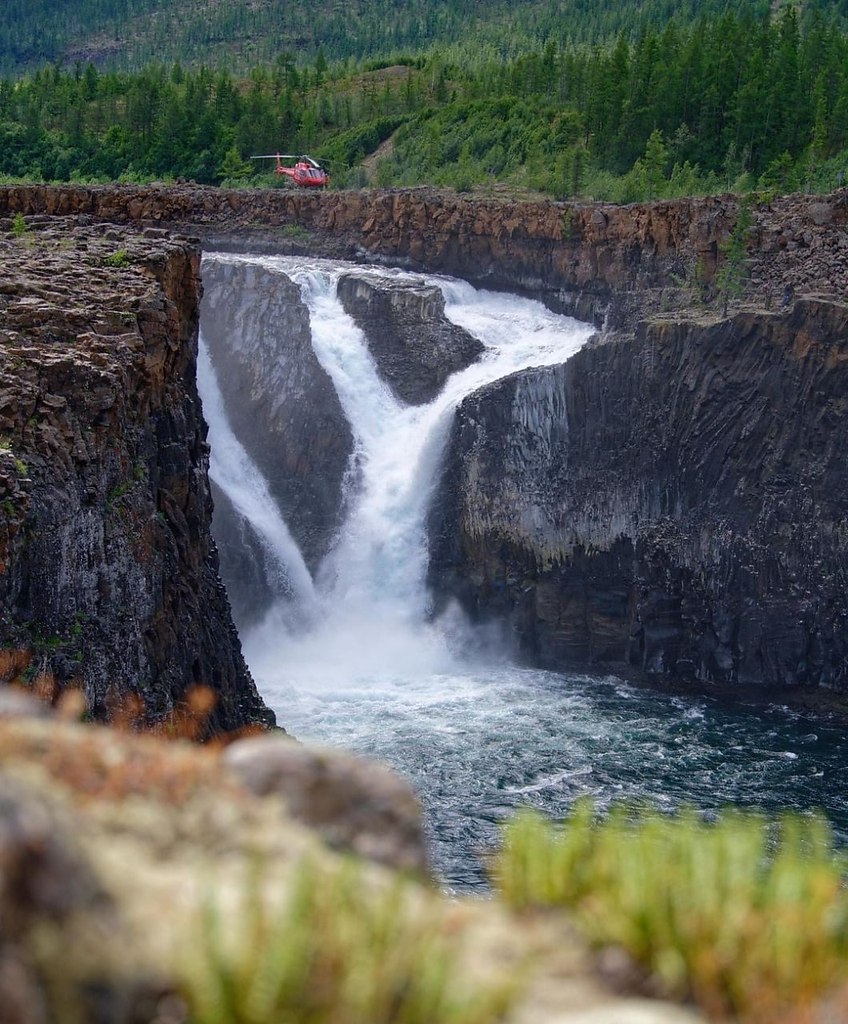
[0,221,271,731]
[337,271,483,404]
[200,257,353,585]
[208,481,281,631]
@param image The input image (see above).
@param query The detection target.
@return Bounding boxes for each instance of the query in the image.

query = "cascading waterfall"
[197,336,318,614]
[224,254,593,682]
[200,253,848,891]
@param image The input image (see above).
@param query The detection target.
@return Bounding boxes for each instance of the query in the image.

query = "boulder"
[224,735,428,874]
[337,271,484,404]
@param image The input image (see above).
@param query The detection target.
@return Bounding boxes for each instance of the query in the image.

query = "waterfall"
[197,255,848,896]
[200,254,593,683]
[197,335,318,615]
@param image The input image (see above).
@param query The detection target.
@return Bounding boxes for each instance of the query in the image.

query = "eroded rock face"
[4,184,847,324]
[208,481,280,630]
[337,271,483,404]
[0,222,272,731]
[200,257,353,583]
[430,299,848,691]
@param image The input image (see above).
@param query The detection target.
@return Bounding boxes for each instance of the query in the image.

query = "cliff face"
[0,221,272,730]
[3,184,847,323]
[430,299,848,690]
[3,186,848,696]
[200,257,353,583]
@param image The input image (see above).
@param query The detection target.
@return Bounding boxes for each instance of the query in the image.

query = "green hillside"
[2,7,847,202]
[0,0,809,75]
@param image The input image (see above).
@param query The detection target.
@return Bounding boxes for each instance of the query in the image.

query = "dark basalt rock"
[0,224,272,732]
[5,189,848,702]
[429,299,848,691]
[337,271,484,404]
[209,481,282,631]
[4,184,848,325]
[200,257,353,578]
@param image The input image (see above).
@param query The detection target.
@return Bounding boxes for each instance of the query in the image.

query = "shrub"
[279,223,310,240]
[104,249,131,268]
[182,860,516,1024]
[495,802,848,1022]
[715,201,753,314]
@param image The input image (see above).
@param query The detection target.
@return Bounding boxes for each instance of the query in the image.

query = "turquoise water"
[257,664,848,891]
[199,252,848,891]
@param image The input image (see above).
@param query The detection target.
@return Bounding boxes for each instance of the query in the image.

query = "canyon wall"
[200,257,353,593]
[2,183,847,320]
[0,220,272,730]
[2,184,847,695]
[336,271,483,404]
[429,299,848,690]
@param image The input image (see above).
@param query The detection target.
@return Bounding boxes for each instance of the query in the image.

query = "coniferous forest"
[2,4,848,201]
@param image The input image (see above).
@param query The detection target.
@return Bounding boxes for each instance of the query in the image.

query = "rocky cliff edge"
[0,217,272,731]
[1,184,846,323]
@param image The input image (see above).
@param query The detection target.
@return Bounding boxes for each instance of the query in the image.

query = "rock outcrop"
[3,184,848,324]
[337,271,483,403]
[200,256,353,582]
[207,481,280,630]
[430,298,848,691]
[2,185,848,696]
[0,220,272,731]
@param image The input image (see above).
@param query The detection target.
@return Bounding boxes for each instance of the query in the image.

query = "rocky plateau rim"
[2,182,845,330]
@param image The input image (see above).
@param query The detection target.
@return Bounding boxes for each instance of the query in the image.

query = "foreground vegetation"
[6,692,848,1022]
[497,803,848,1021]
[183,861,515,1024]
[170,801,848,1023]
[2,7,848,201]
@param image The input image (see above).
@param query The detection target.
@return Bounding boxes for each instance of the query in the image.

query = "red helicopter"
[250,153,330,188]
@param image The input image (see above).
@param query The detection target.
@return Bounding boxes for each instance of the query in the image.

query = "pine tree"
[715,201,752,315]
[641,128,668,200]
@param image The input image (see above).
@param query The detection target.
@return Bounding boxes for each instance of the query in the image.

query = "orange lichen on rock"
[0,648,32,684]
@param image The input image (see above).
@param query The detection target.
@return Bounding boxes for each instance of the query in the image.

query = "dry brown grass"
[0,647,32,682]
[0,712,238,809]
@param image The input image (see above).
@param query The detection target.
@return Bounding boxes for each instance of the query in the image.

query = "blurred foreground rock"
[0,695,703,1024]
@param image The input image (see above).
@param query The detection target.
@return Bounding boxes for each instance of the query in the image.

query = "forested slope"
[0,0,826,74]
[2,8,847,202]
